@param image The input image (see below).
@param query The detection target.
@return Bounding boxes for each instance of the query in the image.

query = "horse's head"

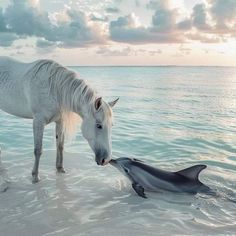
[81,97,119,165]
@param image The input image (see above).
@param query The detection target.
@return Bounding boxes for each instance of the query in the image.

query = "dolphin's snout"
[109,159,117,166]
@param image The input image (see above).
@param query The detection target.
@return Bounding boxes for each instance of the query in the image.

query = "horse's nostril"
[96,158,105,165]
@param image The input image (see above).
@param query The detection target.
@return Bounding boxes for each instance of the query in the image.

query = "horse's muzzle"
[95,149,110,166]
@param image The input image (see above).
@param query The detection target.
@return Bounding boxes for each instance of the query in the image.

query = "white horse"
[0,56,118,183]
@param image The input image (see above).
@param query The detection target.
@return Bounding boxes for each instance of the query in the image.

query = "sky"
[0,0,236,66]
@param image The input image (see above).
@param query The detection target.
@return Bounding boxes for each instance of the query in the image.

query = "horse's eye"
[96,124,102,129]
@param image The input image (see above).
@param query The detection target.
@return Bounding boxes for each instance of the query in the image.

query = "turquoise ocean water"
[0,66,236,235]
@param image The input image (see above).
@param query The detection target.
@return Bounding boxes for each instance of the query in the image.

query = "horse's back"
[0,56,35,76]
[0,57,37,118]
[0,57,61,120]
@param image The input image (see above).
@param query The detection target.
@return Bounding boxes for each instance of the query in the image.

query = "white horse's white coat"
[0,56,118,182]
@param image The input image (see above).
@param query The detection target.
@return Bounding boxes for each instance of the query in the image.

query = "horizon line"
[67,65,236,67]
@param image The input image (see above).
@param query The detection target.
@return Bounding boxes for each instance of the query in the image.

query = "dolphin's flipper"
[132,183,147,198]
[176,164,207,180]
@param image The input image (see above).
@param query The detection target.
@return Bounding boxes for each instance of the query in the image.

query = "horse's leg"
[56,120,65,173]
[32,117,45,183]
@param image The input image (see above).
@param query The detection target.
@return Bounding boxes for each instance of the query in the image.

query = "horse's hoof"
[32,175,40,183]
[57,167,66,173]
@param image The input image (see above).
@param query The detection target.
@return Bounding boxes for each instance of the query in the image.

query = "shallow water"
[0,66,236,235]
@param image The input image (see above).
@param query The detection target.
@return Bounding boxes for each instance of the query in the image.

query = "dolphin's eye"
[96,123,102,129]
[124,168,129,173]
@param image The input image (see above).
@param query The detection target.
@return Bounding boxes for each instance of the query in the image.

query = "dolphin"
[110,157,210,198]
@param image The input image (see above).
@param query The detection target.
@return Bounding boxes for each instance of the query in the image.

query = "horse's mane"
[27,59,97,138]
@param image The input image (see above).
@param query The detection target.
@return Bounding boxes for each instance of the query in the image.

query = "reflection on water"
[0,66,236,235]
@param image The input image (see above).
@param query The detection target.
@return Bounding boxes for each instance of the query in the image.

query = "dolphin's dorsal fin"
[176,165,207,180]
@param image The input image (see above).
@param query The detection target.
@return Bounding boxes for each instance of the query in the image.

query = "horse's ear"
[95,97,102,110]
[109,98,119,108]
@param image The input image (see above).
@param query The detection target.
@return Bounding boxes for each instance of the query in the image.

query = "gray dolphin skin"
[110,157,210,198]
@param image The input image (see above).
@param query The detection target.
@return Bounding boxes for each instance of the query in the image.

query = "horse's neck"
[62,79,95,119]
[30,59,96,119]
[72,98,91,119]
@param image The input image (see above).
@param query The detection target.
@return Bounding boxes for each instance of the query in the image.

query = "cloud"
[134,48,162,56]
[16,50,24,55]
[96,46,163,57]
[177,19,192,30]
[0,8,7,32]
[96,46,132,56]
[148,49,162,56]
[146,0,169,10]
[36,38,57,54]
[4,1,51,36]
[191,4,210,30]
[178,45,191,55]
[135,0,140,7]
[1,0,236,49]
[0,0,106,47]
[50,9,106,47]
[109,1,186,44]
[105,7,120,13]
[0,32,19,46]
[171,45,191,57]
[185,33,222,43]
[109,0,236,44]
[90,13,108,22]
[36,38,56,48]
[210,0,236,28]
[109,13,184,44]
[152,8,176,32]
